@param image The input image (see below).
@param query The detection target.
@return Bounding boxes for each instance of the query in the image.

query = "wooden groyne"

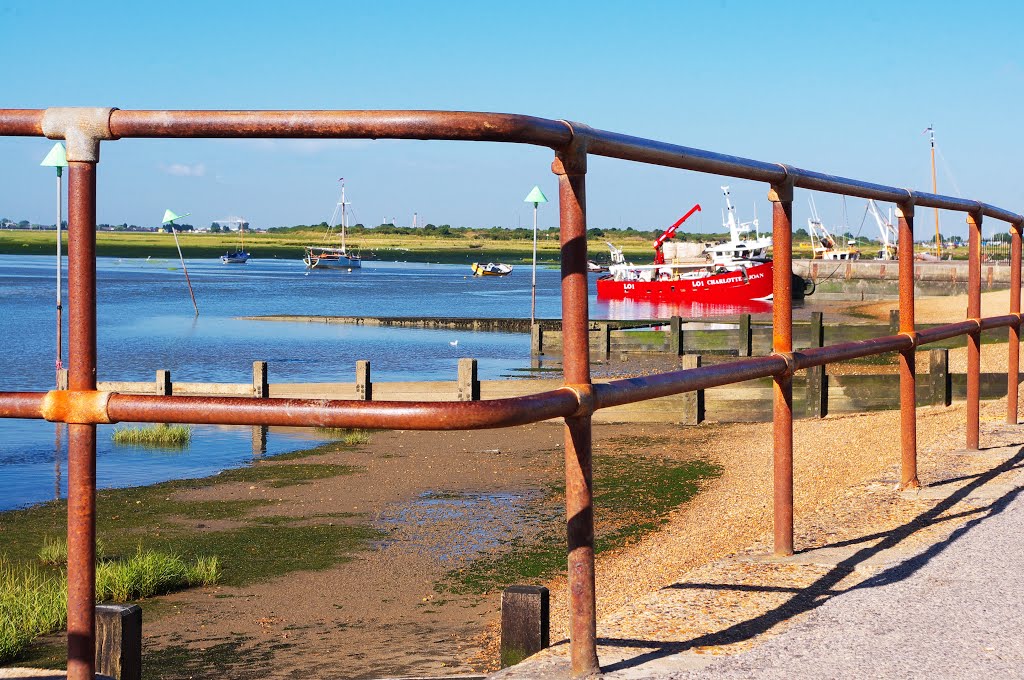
[81,349,1011,426]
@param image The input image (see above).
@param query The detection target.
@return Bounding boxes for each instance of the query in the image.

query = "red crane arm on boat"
[654,203,702,250]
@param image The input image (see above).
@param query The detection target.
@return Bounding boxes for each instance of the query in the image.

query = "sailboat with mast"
[219,218,251,264]
[304,178,362,269]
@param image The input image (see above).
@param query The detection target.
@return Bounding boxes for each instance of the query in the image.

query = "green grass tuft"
[0,558,66,663]
[0,547,218,664]
[112,424,192,447]
[37,537,66,566]
[312,428,371,446]
[95,547,219,602]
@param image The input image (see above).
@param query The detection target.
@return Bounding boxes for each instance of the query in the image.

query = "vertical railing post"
[553,136,599,678]
[769,180,794,557]
[967,211,983,450]
[67,159,98,680]
[1009,222,1022,424]
[897,203,919,489]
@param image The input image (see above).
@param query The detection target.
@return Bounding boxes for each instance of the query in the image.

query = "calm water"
[0,252,854,510]
[0,254,572,510]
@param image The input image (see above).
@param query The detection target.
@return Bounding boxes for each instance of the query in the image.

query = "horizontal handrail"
[1,108,1021,225]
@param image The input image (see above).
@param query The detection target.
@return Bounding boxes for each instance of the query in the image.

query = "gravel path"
[666,469,1024,680]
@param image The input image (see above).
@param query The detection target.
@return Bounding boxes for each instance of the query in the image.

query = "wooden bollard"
[670,316,684,355]
[681,354,705,425]
[355,360,372,400]
[155,369,171,396]
[95,604,142,680]
[253,361,268,398]
[930,348,951,406]
[531,322,544,355]
[596,322,611,358]
[57,368,69,390]
[500,585,549,668]
[738,314,752,357]
[889,309,900,335]
[806,312,828,418]
[458,358,480,401]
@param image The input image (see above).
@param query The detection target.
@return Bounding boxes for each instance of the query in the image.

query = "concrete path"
[494,437,1024,680]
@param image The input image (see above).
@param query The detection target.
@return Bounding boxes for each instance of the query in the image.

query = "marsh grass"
[0,559,66,664]
[112,424,191,447]
[95,548,220,602]
[312,428,370,446]
[0,543,220,664]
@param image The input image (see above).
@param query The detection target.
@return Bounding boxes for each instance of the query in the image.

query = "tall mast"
[339,178,347,252]
[927,125,941,258]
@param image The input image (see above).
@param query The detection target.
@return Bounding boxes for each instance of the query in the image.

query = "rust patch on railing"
[40,390,113,424]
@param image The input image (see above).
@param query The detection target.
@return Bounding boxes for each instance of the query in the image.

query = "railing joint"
[563,383,595,418]
[41,389,115,424]
[42,107,118,162]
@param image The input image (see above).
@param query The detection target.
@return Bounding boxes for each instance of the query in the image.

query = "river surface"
[0,253,864,510]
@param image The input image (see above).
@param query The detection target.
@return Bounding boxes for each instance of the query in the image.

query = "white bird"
[449,340,459,347]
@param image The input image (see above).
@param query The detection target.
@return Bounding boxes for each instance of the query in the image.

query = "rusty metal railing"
[0,108,1021,678]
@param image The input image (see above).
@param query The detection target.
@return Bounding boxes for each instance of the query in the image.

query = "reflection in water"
[595,297,774,320]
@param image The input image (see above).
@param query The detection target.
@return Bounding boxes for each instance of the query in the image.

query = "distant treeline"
[267,222,735,242]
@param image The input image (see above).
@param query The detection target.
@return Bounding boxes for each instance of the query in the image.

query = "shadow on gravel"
[596,445,1024,674]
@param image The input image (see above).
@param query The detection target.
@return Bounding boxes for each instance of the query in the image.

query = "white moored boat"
[471,262,513,276]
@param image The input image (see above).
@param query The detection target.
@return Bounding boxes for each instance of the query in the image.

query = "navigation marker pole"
[925,125,941,258]
[524,186,549,326]
[41,142,69,384]
[41,142,69,503]
[162,209,199,316]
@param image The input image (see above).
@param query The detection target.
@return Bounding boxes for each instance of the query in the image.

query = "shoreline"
[0,424,720,678]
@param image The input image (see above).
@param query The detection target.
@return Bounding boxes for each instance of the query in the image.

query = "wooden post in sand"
[355,360,372,400]
[252,361,268,456]
[806,312,828,418]
[738,314,752,357]
[458,358,480,401]
[500,585,549,667]
[670,316,684,356]
[681,354,705,424]
[930,348,951,407]
[531,322,544,355]
[95,604,142,680]
[155,369,171,396]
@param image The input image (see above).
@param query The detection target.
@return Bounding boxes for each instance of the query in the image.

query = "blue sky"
[1,0,1022,239]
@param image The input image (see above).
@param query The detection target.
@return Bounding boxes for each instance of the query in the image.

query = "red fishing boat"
[596,260,774,303]
[596,187,810,304]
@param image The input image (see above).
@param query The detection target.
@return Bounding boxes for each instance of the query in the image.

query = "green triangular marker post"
[524,186,548,205]
[524,186,549,325]
[162,209,190,224]
[41,142,69,381]
[161,209,199,315]
[40,142,68,177]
